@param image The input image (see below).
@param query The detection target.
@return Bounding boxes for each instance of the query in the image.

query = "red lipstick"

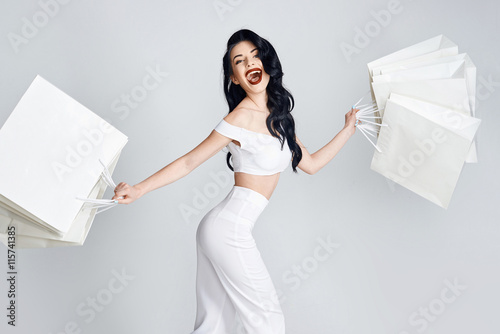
[245,68,263,85]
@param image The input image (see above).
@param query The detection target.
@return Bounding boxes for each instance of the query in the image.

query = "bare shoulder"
[223,106,252,128]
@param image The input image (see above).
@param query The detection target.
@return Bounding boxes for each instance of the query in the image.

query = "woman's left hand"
[343,107,359,134]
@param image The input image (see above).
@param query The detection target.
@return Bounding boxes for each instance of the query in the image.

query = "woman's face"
[229,40,270,95]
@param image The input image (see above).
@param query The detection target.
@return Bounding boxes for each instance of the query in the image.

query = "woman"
[112,29,358,334]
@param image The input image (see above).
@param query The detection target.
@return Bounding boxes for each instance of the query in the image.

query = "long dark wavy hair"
[222,29,302,173]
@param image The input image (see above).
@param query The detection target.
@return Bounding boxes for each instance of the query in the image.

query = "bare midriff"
[234,172,280,201]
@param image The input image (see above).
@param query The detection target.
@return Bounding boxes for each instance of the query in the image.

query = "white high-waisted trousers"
[191,185,285,334]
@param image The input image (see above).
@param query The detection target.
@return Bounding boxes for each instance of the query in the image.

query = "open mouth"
[245,68,263,85]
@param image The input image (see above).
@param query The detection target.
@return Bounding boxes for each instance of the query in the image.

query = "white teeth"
[247,70,261,80]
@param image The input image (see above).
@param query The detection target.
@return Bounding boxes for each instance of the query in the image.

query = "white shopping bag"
[371,94,480,209]
[372,54,477,115]
[372,59,466,83]
[371,78,470,116]
[372,65,477,163]
[372,64,469,117]
[368,34,459,111]
[367,36,478,163]
[370,48,460,78]
[377,52,477,116]
[0,75,127,247]
[368,35,458,79]
[0,153,120,248]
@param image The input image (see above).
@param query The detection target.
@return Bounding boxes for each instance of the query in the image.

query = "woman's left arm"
[296,108,358,175]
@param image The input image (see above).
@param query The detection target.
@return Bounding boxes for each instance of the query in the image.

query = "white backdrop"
[1,0,499,333]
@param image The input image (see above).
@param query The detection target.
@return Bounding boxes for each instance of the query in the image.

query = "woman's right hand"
[112,182,141,205]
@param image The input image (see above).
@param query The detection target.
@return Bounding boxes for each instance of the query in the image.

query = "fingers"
[348,108,359,121]
[115,196,133,205]
[347,108,358,117]
[114,182,128,190]
[112,182,130,204]
[345,106,360,134]
[111,192,124,203]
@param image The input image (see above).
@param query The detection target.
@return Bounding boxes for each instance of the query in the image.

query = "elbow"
[306,159,318,175]
[300,164,317,175]
[297,158,317,175]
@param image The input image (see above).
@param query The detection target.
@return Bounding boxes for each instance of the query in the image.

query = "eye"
[235,59,242,65]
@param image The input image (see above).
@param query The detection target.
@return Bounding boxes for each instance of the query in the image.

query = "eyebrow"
[232,48,259,62]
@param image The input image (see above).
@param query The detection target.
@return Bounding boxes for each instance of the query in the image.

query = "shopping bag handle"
[353,93,386,152]
[75,159,123,214]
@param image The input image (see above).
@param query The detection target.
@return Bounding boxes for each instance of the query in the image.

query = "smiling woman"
[228,41,269,91]
[232,45,264,85]
[111,28,359,334]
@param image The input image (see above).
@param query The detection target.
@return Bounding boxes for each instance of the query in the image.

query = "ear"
[230,74,240,85]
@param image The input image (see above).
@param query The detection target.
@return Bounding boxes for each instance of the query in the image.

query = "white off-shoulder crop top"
[213,119,292,175]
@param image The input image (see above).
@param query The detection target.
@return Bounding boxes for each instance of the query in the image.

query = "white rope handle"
[357,126,382,152]
[357,125,378,138]
[353,91,375,108]
[75,159,123,214]
[356,118,388,127]
[356,108,381,116]
[353,93,384,152]
[98,158,117,188]
[355,116,382,119]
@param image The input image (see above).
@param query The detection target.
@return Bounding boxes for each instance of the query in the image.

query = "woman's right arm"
[295,107,358,175]
[112,129,232,204]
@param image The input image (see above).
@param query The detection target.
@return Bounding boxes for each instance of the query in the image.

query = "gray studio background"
[1,0,499,333]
